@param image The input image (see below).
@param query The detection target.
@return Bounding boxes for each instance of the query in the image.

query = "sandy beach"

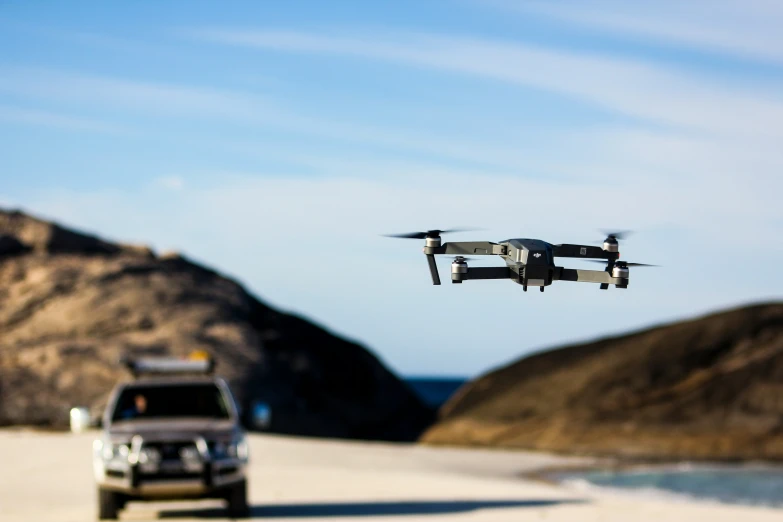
[0,428,780,522]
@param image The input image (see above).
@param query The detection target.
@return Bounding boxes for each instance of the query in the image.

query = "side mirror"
[250,401,271,430]
[69,407,91,433]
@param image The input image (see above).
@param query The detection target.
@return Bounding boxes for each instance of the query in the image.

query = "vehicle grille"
[144,441,195,461]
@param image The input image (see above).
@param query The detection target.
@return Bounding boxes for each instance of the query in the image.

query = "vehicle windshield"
[111,383,231,421]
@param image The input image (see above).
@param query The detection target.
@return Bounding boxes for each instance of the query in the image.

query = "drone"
[385,229,656,292]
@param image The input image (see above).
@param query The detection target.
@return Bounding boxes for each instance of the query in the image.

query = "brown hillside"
[420,303,783,461]
[0,208,433,440]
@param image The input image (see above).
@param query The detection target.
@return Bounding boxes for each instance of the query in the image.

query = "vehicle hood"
[107,418,239,442]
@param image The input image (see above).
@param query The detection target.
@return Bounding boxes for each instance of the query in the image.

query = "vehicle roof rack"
[120,352,216,378]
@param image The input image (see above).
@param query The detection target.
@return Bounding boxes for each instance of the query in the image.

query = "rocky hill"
[421,303,783,461]
[0,208,434,440]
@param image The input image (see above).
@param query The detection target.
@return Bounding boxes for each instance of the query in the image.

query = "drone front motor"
[612,265,629,279]
[451,257,468,283]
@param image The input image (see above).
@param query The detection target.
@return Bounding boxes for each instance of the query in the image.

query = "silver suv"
[92,356,250,519]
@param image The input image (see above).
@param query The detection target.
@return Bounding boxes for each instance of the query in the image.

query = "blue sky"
[2,1,782,377]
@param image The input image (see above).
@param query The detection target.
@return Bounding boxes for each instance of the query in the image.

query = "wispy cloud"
[0,105,129,134]
[184,24,783,219]
[0,68,270,119]
[489,0,783,66]
[153,176,186,191]
[186,28,783,141]
[0,67,549,173]
[178,26,783,236]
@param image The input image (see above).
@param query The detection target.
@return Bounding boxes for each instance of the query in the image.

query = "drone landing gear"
[540,286,544,293]
[426,254,441,285]
[523,283,527,292]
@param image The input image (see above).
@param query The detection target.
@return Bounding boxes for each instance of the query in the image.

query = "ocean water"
[405,378,783,509]
[405,377,467,409]
[553,465,783,508]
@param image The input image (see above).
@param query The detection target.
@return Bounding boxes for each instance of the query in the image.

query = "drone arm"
[554,267,622,284]
[433,241,503,256]
[423,241,500,286]
[552,244,616,260]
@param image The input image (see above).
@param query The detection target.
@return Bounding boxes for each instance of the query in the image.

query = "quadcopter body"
[387,229,655,292]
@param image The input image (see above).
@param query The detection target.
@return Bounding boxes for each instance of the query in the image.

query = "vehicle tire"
[97,487,121,520]
[226,480,250,519]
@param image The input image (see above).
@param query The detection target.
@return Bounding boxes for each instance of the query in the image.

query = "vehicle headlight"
[94,437,129,461]
[179,446,203,472]
[138,447,161,472]
[231,434,249,461]
[211,435,248,461]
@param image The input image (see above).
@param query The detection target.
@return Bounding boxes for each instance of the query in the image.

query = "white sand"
[0,428,780,521]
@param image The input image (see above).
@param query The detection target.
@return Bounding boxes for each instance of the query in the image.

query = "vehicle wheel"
[226,480,249,519]
[97,487,121,520]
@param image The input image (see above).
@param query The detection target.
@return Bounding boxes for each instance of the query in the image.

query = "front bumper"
[94,435,247,498]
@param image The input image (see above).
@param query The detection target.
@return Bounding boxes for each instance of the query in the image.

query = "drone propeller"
[587,260,659,267]
[382,228,478,239]
[444,255,477,262]
[601,230,633,240]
